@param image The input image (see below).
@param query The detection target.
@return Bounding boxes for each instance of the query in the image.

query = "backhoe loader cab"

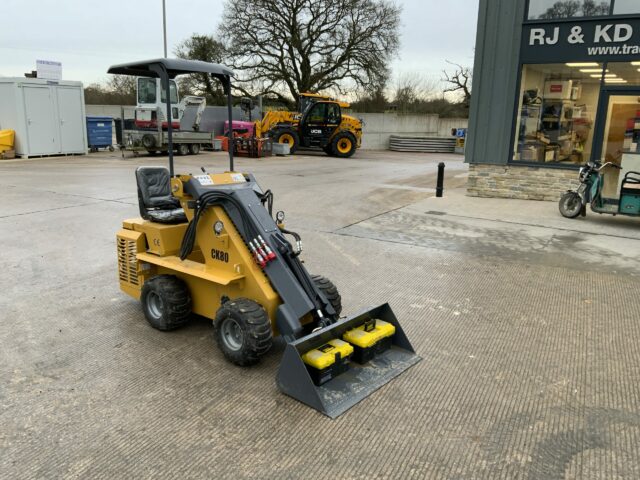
[256,92,363,158]
[110,58,419,418]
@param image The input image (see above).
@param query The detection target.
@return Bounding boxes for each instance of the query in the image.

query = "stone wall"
[467,164,579,201]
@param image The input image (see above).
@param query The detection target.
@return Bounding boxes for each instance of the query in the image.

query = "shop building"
[466,0,640,200]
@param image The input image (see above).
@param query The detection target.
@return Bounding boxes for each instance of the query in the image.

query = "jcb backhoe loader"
[110,58,420,418]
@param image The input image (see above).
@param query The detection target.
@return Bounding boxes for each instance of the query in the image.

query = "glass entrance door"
[593,91,640,199]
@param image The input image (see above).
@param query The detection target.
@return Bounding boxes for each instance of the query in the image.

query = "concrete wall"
[85,104,126,117]
[465,0,526,166]
[357,113,467,150]
[84,104,468,150]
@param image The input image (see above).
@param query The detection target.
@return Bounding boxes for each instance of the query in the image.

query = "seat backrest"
[135,166,176,209]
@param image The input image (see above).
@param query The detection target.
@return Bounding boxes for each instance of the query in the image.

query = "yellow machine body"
[117,172,285,331]
[110,57,419,420]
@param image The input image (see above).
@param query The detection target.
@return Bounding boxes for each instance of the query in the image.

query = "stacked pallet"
[389,135,456,153]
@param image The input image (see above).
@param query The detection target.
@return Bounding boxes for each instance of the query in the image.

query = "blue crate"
[86,116,113,151]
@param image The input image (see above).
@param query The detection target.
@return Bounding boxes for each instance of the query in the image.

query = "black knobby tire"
[142,134,156,149]
[214,298,273,366]
[272,128,300,154]
[330,131,357,158]
[140,275,192,331]
[312,274,342,316]
[559,191,583,219]
[189,143,201,155]
[177,144,190,156]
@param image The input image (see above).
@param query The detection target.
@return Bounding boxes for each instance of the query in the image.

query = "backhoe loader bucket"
[276,303,421,418]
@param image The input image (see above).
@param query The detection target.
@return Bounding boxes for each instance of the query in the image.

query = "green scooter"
[559,160,640,219]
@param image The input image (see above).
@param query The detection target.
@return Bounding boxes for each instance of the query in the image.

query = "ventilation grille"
[117,237,139,285]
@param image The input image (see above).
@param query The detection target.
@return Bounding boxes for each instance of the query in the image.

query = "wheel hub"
[147,291,163,319]
[220,317,243,351]
[338,139,352,154]
[280,134,294,145]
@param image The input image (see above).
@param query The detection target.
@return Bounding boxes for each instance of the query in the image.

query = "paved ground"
[1,149,639,479]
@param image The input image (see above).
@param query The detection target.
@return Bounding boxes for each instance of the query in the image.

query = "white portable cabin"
[0,78,88,158]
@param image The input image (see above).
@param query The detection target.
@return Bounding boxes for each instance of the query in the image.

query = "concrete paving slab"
[1,150,639,479]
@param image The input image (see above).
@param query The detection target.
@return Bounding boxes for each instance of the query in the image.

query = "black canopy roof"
[107,58,234,79]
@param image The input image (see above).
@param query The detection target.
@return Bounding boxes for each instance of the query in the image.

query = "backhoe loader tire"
[312,275,342,316]
[140,275,192,331]
[272,128,299,154]
[330,132,357,158]
[214,298,272,366]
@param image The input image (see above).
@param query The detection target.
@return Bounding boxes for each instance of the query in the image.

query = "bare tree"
[351,85,389,113]
[442,61,472,109]
[581,0,610,16]
[392,72,439,111]
[538,0,608,19]
[175,34,227,104]
[106,75,137,104]
[217,0,401,107]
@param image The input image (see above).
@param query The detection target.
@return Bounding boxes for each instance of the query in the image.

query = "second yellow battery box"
[342,319,395,364]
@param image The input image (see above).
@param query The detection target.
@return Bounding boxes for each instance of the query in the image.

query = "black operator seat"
[135,166,187,224]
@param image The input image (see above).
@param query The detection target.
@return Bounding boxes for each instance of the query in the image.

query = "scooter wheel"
[559,192,583,219]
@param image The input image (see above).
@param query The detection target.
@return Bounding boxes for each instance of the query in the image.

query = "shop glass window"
[512,63,603,165]
[613,0,640,15]
[528,0,611,20]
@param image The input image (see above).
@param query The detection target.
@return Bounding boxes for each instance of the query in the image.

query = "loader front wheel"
[330,132,357,158]
[272,128,299,154]
[140,275,192,331]
[312,275,342,316]
[214,298,272,366]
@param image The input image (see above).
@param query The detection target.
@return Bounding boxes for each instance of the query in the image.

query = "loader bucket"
[276,303,421,418]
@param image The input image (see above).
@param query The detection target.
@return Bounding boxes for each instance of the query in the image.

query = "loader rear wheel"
[214,298,272,366]
[330,132,357,158]
[312,275,342,316]
[140,275,192,331]
[273,128,299,154]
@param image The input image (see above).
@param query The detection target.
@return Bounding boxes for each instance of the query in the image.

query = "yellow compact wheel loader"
[110,59,419,418]
[255,93,363,158]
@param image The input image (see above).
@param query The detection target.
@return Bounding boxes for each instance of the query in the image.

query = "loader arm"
[177,174,337,340]
[255,110,299,138]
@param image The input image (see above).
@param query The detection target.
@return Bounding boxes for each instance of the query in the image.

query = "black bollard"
[436,162,445,198]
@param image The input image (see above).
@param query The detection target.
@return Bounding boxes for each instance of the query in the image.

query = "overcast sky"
[0,0,478,89]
